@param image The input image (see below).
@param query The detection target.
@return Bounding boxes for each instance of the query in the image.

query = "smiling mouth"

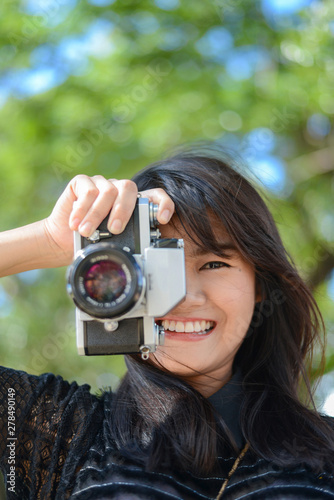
[156,319,216,335]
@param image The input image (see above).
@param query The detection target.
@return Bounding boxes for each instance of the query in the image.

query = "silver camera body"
[67,198,186,359]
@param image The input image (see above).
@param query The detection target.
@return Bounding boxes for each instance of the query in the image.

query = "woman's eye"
[201,261,230,270]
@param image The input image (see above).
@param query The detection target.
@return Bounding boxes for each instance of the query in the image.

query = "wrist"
[42,218,73,268]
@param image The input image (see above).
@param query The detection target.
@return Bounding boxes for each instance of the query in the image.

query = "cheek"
[209,269,256,305]
[210,270,256,335]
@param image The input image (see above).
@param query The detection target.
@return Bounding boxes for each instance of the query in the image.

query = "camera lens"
[83,261,127,303]
[67,243,143,318]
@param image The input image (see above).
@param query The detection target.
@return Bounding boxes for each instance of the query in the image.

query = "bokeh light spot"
[219,111,243,131]
[307,113,331,138]
[154,0,179,10]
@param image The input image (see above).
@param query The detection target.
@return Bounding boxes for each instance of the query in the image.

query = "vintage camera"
[67,197,186,359]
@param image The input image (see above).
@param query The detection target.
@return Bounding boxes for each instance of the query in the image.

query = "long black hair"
[109,149,334,474]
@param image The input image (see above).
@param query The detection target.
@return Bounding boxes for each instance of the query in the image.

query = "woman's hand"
[43,175,175,267]
[0,175,175,277]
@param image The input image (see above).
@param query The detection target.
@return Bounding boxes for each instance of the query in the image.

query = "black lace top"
[1,365,334,499]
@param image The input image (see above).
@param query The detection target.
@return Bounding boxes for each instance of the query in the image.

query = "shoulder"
[0,365,113,423]
[229,452,334,499]
[0,366,117,498]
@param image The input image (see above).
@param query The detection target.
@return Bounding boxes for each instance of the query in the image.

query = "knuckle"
[104,182,118,196]
[85,186,99,198]
[154,188,165,196]
[68,174,84,189]
[119,179,138,193]
[155,188,174,206]
[154,187,172,200]
[73,174,89,183]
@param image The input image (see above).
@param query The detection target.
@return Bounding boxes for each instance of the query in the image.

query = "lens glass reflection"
[84,261,127,303]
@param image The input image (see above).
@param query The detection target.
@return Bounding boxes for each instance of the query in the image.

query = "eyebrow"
[188,242,239,259]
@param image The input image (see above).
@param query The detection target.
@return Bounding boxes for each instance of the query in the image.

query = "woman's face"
[153,219,258,397]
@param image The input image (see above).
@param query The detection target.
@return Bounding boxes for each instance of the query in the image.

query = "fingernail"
[109,219,123,234]
[160,210,171,223]
[79,222,93,237]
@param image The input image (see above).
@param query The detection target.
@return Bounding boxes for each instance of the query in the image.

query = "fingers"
[139,188,175,225]
[67,175,174,238]
[106,179,138,234]
[69,175,120,237]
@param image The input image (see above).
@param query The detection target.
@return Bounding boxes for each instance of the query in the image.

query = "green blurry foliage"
[0,0,333,393]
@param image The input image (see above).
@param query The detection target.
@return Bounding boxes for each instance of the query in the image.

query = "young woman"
[1,151,334,499]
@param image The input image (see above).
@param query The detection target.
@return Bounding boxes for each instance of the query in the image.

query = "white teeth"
[185,322,194,332]
[175,321,184,332]
[194,321,201,332]
[161,320,214,334]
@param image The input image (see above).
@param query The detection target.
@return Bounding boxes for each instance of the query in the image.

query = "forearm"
[0,220,71,278]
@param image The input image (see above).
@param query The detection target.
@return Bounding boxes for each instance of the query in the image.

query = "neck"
[182,369,233,398]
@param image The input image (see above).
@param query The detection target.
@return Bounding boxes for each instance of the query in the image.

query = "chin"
[151,349,202,376]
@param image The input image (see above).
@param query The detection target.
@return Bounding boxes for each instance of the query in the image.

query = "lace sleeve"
[0,366,104,499]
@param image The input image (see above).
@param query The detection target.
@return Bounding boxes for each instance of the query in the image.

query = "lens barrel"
[67,242,143,318]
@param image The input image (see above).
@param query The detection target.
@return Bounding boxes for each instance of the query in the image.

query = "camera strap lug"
[139,345,151,361]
